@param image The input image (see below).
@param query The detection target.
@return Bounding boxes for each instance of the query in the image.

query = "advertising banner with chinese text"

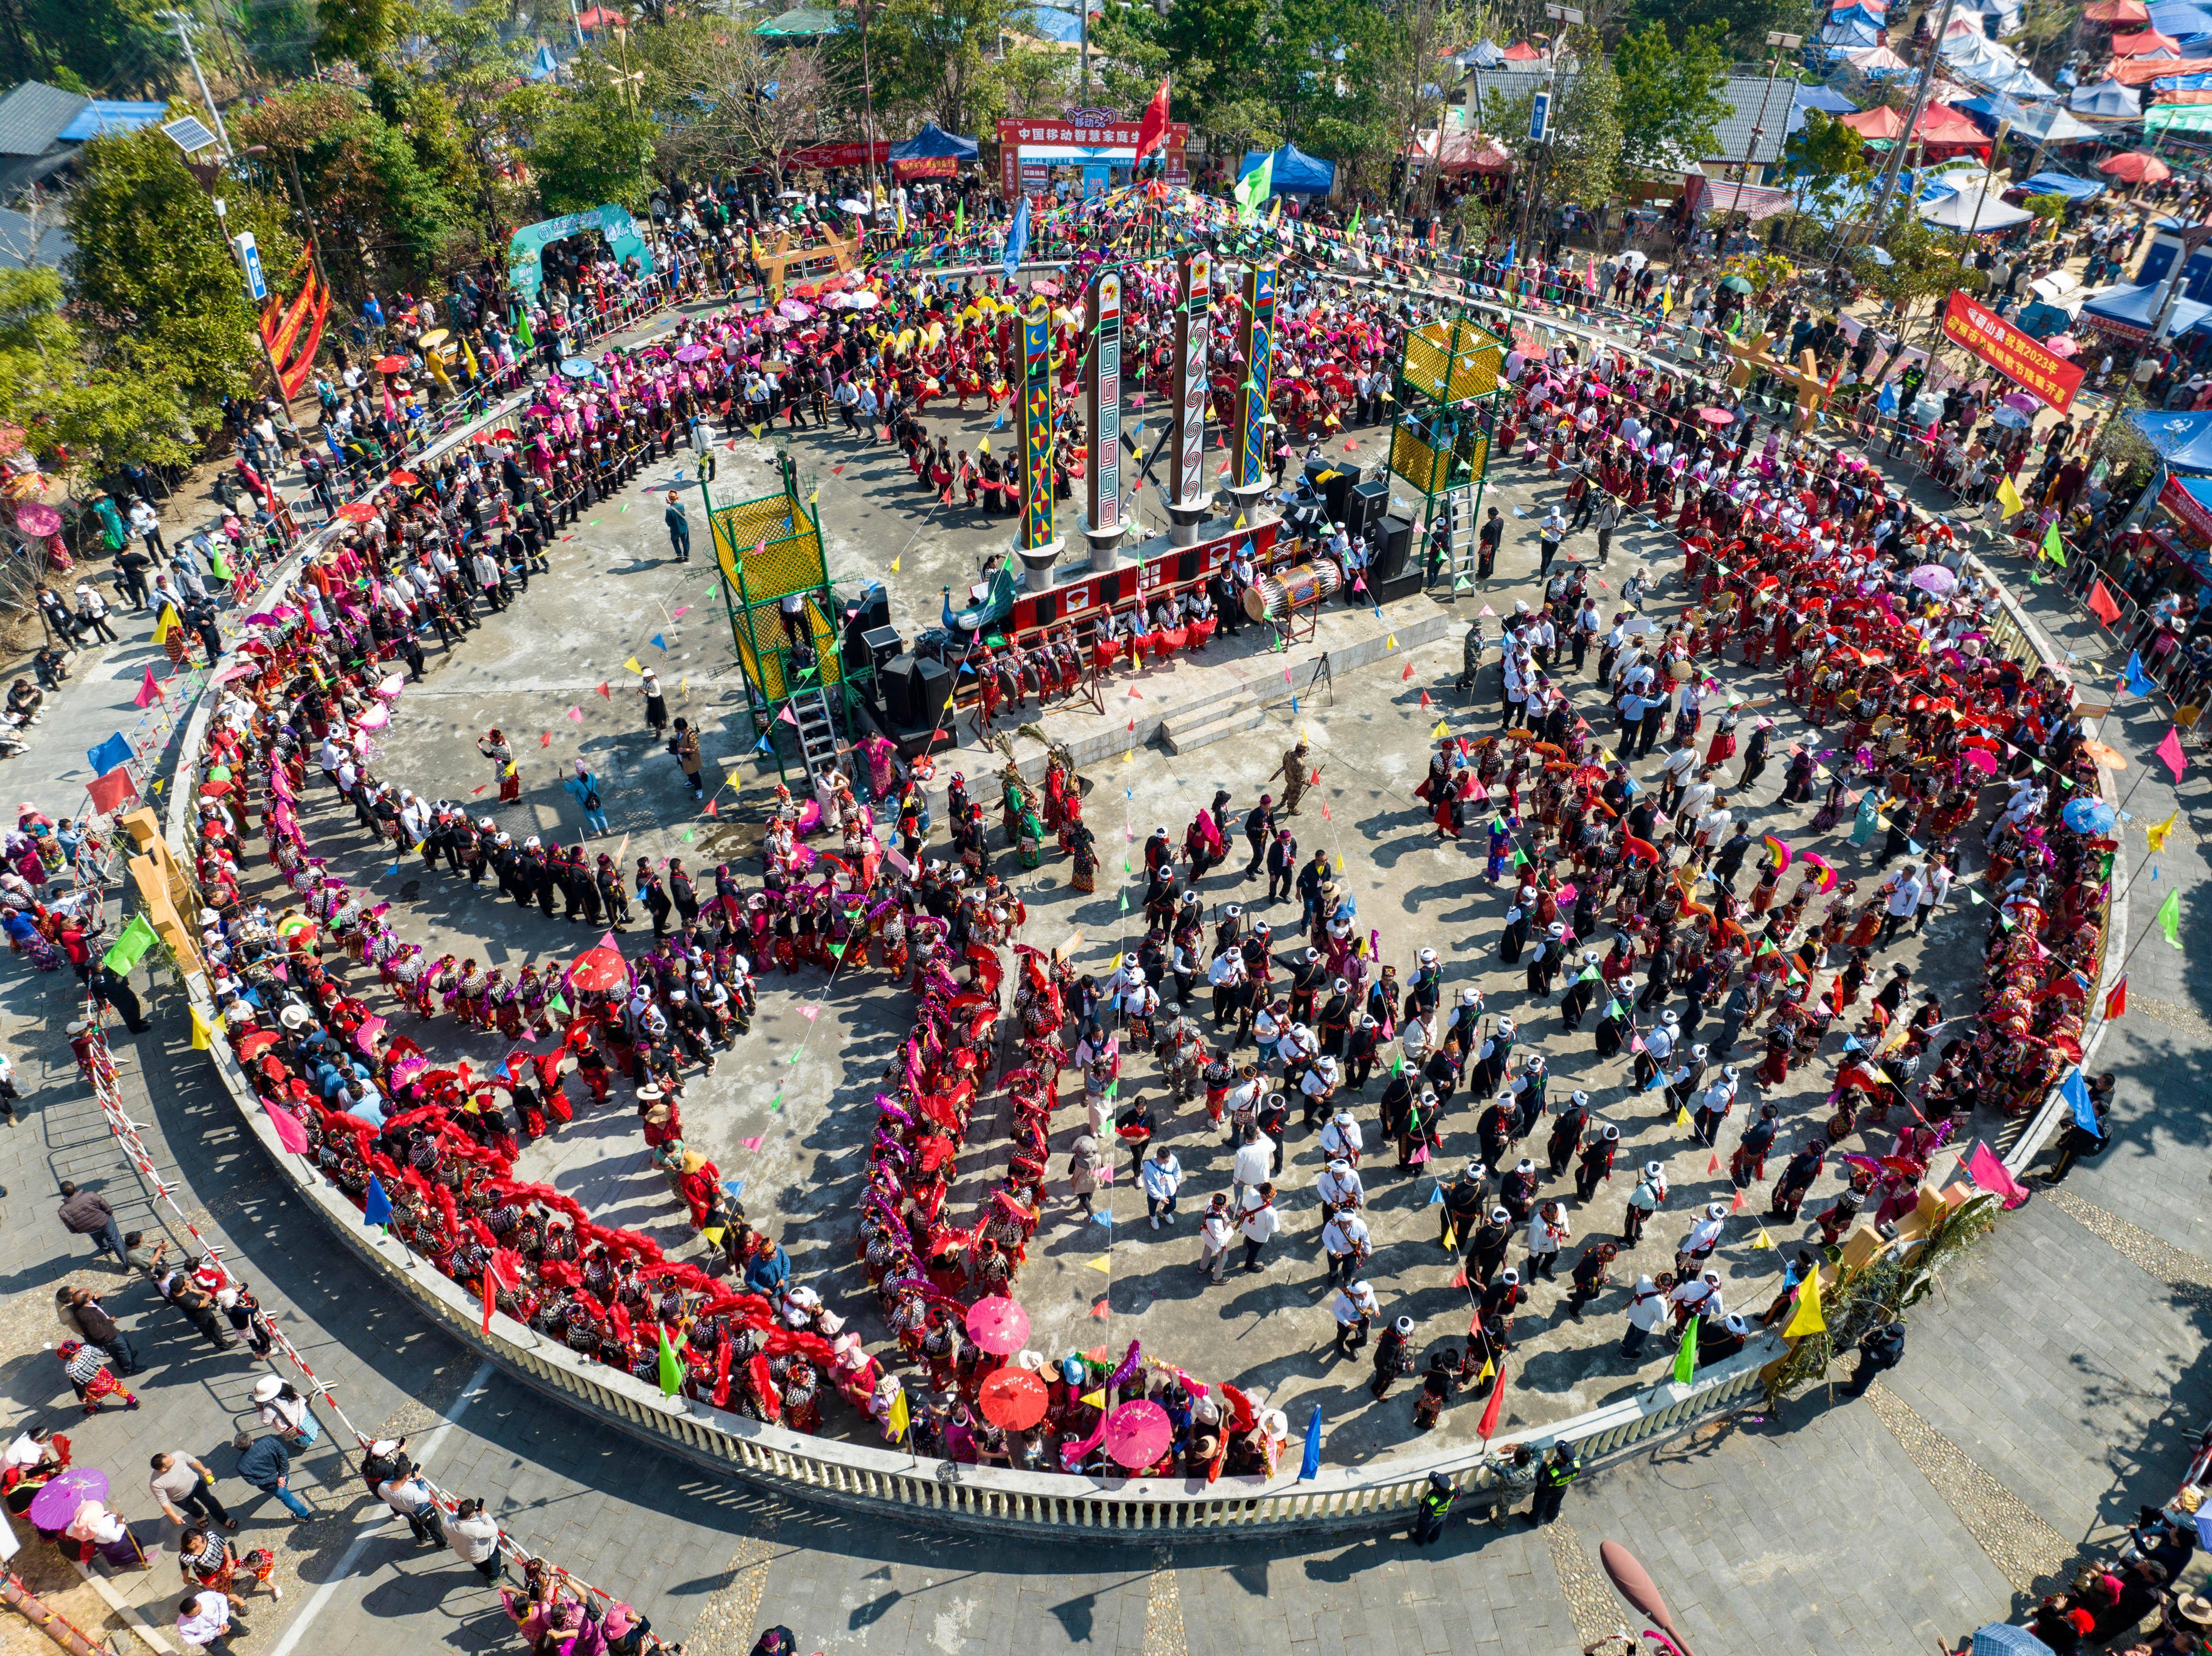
[1941,289,2085,414]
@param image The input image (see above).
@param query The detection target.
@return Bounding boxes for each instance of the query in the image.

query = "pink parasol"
[674,343,712,363]
[1962,748,1999,774]
[777,299,814,321]
[1102,1399,1172,1470]
[28,1469,108,1530]
[14,501,61,537]
[1697,406,1735,426]
[964,1295,1030,1356]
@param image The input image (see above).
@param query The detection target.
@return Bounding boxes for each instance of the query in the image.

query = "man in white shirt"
[1315,1157,1363,1218]
[1319,1107,1363,1165]
[177,1589,237,1654]
[1197,1193,1237,1282]
[1231,1125,1273,1210]
[1321,1209,1371,1287]
[1667,1268,1724,1330]
[1330,1278,1379,1354]
[1879,865,1925,947]
[1141,1144,1183,1228]
[1237,1183,1280,1273]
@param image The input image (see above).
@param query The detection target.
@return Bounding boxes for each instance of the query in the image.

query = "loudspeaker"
[846,585,891,635]
[1348,477,1389,542]
[1373,516,1415,582]
[912,658,956,731]
[1321,463,1363,525]
[880,653,923,726]
[845,620,902,678]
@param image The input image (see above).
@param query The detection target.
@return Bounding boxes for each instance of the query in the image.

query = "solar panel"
[161,115,218,155]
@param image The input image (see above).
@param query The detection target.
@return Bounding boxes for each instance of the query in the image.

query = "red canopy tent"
[2099,150,2174,182]
[2082,0,2150,22]
[1501,40,1544,58]
[2111,27,2182,53]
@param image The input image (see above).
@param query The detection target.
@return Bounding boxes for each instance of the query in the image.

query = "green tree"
[4,0,174,98]
[64,129,300,424]
[1852,203,1982,325]
[861,0,1055,140]
[530,85,658,214]
[1782,107,1868,223]
[1484,39,1619,234]
[0,265,195,480]
[636,20,843,184]
[1628,0,1814,59]
[1614,19,1730,174]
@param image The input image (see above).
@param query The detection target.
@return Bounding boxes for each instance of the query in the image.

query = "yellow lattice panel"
[709,493,796,564]
[1402,324,1454,403]
[1447,329,1503,402]
[1390,423,1449,496]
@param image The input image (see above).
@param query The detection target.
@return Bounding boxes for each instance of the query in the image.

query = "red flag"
[1707,1153,1720,1174]
[2104,974,2128,1021]
[1401,662,1414,680]
[539,732,551,747]
[1134,77,1171,160]
[703,800,718,817]
[1729,1188,1746,1213]
[481,1265,495,1333]
[86,765,137,816]
[596,681,612,699]
[1477,1361,1507,1441]
[1419,690,1431,709]
[2087,579,2122,626]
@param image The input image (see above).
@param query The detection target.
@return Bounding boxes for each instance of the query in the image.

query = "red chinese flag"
[1401,662,1415,680]
[481,1266,495,1334]
[1477,1361,1508,1441]
[1135,77,1172,160]
[2087,580,2122,626]
[2104,974,2128,1021]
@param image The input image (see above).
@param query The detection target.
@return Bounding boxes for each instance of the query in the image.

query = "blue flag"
[1428,1181,1445,1206]
[2061,1067,2098,1133]
[1002,196,1030,284]
[1298,1404,1324,1480]
[651,634,667,651]
[2125,651,2158,698]
[87,732,133,777]
[362,1174,393,1227]
[1502,237,1516,269]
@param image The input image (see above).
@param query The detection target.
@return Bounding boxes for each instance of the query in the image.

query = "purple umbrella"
[674,343,712,363]
[28,1469,109,1530]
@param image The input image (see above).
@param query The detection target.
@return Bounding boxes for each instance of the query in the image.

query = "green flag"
[2157,889,2183,948]
[515,307,534,350]
[955,199,965,237]
[1234,153,1274,221]
[1347,205,1362,241]
[101,913,158,976]
[656,1328,684,1395]
[1672,1315,1699,1385]
[2041,523,2067,567]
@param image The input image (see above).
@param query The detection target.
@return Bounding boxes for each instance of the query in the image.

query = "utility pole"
[1864,0,1959,241]
[157,9,231,159]
[1724,31,1801,221]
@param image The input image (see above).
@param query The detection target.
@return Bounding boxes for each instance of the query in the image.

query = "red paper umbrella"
[336,502,378,523]
[964,1295,1030,1356]
[387,470,420,486]
[374,355,407,373]
[978,1368,1048,1430]
[199,779,232,797]
[1102,1399,1172,1470]
[567,945,629,993]
[234,1029,279,1059]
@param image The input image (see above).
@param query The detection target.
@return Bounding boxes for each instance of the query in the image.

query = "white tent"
[1941,30,2059,97]
[1918,182,2035,229]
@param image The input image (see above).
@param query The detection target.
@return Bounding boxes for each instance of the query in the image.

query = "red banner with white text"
[1941,288,2084,414]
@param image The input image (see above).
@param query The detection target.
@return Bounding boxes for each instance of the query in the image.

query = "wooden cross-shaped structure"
[1722,331,1839,432]
[759,219,864,303]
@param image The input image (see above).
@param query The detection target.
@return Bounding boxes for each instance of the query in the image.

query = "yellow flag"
[1334,855,1344,872]
[978,437,991,455]
[1080,1388,1108,1408]
[1233,513,1247,529]
[1087,1256,1112,1273]
[890,556,902,574]
[2148,810,2179,854]
[727,769,745,790]
[1386,633,1398,650]
[1674,1106,1694,1130]
[150,604,178,644]
[188,1006,214,1050]
[1995,475,2025,518]
[1440,1221,1457,1252]
[1783,1265,1826,1338]
[624,656,644,673]
[504,762,518,777]
[1109,952,1124,972]
[808,489,820,505]
[1475,1356,1495,1383]
[1431,721,1449,739]
[1752,1228,1774,1250]
[885,1387,911,1439]
[750,425,764,440]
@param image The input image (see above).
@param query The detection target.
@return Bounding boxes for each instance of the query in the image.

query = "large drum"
[1243,557,1343,623]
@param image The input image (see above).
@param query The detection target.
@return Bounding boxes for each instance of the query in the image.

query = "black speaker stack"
[1367,515,1424,604]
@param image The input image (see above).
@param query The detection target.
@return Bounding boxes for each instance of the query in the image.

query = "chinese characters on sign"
[1940,289,2085,414]
[996,119,1191,198]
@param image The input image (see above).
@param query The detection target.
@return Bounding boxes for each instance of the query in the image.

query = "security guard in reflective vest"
[1412,1470,1457,1545]
[1531,1441,1580,1525]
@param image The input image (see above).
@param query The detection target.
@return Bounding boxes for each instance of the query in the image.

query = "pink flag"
[1963,1140,2029,1210]
[2157,725,2189,783]
[566,706,585,722]
[778,704,799,726]
[134,668,163,709]
[262,1099,311,1155]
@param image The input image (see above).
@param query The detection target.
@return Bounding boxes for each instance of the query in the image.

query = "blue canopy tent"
[1955,93,2099,142]
[1788,83,1861,132]
[2082,279,2212,340]
[890,122,979,162]
[1239,143,1336,196]
[1459,39,1506,66]
[2131,410,2212,472]
[1829,4,1884,27]
[2148,0,2212,33]
[1822,15,1883,47]
[2072,77,2143,115]
[2016,169,2105,199]
[2152,70,2212,87]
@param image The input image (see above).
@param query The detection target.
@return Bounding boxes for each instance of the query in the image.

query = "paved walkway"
[6,312,2210,1656]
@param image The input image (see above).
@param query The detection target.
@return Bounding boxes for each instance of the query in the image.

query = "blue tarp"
[2152,70,2212,88]
[1822,16,1883,46]
[1459,39,1506,66]
[1788,84,1860,134]
[1024,6,1082,43]
[2018,169,2105,199]
[2148,0,2212,33]
[2130,409,2212,471]
[55,99,165,142]
[1954,93,2099,141]
[890,121,978,161]
[1239,143,1336,195]
[1829,4,1883,26]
